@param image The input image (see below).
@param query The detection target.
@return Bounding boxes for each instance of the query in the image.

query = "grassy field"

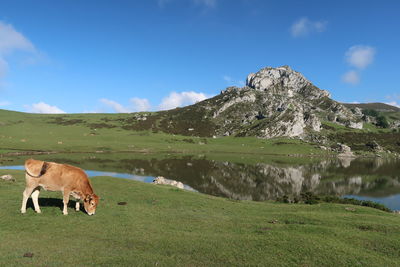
[0,109,327,157]
[2,108,400,157]
[1,170,400,266]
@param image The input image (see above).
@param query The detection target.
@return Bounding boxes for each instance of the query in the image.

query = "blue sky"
[0,0,399,113]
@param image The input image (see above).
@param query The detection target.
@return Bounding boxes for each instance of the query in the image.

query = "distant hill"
[342,103,400,112]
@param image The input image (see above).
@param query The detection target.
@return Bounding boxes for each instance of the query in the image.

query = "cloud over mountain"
[158,91,209,110]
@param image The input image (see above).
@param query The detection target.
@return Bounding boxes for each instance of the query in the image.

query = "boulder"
[337,143,355,158]
[1,174,15,181]
[153,176,184,189]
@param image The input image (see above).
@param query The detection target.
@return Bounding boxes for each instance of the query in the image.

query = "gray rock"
[153,176,184,189]
[337,143,355,158]
[210,65,362,139]
[246,65,330,99]
[1,174,15,181]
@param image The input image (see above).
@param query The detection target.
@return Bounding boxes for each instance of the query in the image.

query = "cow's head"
[84,194,99,215]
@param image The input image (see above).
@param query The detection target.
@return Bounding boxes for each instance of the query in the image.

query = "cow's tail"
[25,159,50,178]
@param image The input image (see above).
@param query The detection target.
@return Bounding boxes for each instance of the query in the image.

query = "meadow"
[0,108,327,157]
[1,170,400,266]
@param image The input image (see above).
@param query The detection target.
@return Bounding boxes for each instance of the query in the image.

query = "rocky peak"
[246,65,330,99]
[158,65,363,140]
[208,65,362,138]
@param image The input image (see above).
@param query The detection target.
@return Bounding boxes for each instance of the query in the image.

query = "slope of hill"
[343,102,400,112]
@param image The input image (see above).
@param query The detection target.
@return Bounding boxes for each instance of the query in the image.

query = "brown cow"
[21,159,99,215]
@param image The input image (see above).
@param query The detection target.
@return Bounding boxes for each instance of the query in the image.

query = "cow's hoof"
[35,210,42,214]
[21,210,26,214]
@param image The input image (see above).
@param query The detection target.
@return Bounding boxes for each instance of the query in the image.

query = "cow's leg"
[31,187,41,213]
[62,190,71,215]
[75,200,80,212]
[21,186,35,214]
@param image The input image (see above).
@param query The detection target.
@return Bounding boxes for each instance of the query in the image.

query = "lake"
[1,153,400,210]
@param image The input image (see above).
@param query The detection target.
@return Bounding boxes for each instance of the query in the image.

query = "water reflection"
[114,157,400,209]
[1,155,399,209]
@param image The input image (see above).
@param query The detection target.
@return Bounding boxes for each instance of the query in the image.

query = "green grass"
[1,170,400,266]
[0,109,328,157]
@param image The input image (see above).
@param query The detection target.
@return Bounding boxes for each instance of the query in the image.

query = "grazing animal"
[153,176,184,189]
[21,159,99,215]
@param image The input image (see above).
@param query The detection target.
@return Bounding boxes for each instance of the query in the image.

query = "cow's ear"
[84,195,90,202]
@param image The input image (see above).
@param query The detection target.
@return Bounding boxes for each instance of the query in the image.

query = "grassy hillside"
[1,170,400,266]
[1,107,399,157]
[0,109,326,156]
[343,102,400,112]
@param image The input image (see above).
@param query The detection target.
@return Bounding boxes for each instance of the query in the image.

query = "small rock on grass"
[1,174,15,181]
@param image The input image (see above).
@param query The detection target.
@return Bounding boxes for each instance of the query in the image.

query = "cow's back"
[25,159,91,192]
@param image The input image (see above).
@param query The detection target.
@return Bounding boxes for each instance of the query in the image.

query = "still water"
[1,154,400,210]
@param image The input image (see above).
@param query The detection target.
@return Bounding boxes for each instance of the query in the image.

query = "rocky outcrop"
[246,65,330,99]
[206,65,363,138]
[125,65,366,141]
[337,143,355,158]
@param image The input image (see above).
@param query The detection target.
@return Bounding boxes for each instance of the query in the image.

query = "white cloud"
[291,17,327,37]
[0,22,35,55]
[100,98,131,113]
[342,45,376,85]
[223,75,245,87]
[342,70,360,85]
[0,21,36,81]
[345,45,375,69]
[100,97,151,113]
[130,97,151,112]
[27,102,65,114]
[100,91,210,113]
[158,91,209,110]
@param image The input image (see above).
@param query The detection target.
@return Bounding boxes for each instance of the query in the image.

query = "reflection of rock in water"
[116,157,400,201]
[338,157,354,168]
[314,176,364,196]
